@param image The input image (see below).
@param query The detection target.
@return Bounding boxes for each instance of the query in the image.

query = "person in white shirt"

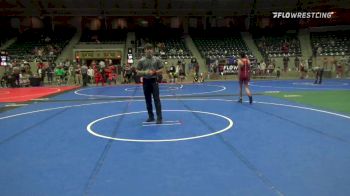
[87,66,94,84]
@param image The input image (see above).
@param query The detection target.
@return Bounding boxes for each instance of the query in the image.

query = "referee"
[137,43,164,124]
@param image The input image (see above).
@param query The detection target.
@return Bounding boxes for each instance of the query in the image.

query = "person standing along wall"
[81,63,88,87]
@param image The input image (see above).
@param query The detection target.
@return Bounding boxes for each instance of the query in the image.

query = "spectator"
[123,63,132,84]
[81,63,88,86]
[308,56,313,69]
[260,61,266,75]
[75,64,82,85]
[55,66,65,85]
[46,65,54,85]
[294,56,300,71]
[283,54,289,72]
[87,66,95,84]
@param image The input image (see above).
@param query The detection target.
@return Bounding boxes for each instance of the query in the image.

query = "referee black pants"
[143,78,162,120]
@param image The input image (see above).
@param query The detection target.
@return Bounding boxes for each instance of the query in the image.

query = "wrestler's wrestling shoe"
[249,96,253,104]
[156,118,162,124]
[146,117,155,122]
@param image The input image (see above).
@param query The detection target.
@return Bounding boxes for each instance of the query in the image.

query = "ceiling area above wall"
[0,0,348,16]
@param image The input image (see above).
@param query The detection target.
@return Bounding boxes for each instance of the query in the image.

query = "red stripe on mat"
[0,86,79,102]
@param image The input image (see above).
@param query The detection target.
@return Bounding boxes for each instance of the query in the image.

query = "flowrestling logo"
[272,12,334,19]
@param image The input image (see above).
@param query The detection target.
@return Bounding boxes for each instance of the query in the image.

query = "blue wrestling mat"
[1,79,350,196]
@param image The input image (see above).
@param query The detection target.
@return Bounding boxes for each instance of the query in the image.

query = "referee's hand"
[149,70,156,75]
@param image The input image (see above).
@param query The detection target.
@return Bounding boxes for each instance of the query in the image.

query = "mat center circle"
[86,110,233,142]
